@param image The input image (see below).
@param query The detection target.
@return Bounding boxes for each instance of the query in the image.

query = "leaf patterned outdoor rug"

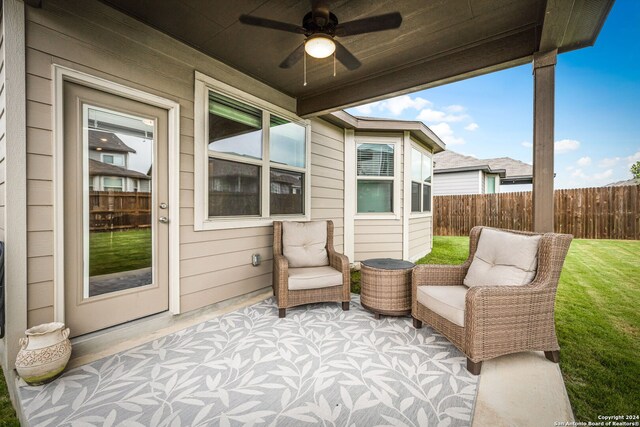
[18,295,477,427]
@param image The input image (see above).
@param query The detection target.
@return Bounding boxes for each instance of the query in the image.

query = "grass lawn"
[0,368,19,426]
[363,236,638,422]
[89,229,152,276]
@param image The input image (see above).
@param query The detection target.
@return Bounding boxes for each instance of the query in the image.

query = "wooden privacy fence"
[433,185,640,240]
[89,191,151,231]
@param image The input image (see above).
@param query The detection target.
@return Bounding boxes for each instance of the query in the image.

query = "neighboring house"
[88,130,151,192]
[606,178,639,187]
[433,150,533,195]
[0,0,611,403]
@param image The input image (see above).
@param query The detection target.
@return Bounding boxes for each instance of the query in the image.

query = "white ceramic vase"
[15,322,72,386]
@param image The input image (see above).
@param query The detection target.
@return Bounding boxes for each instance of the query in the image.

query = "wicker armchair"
[412,226,573,375]
[273,220,350,318]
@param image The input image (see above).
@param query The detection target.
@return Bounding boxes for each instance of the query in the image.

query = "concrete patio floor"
[16,291,574,426]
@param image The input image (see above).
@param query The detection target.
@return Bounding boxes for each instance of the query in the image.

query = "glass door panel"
[85,106,155,298]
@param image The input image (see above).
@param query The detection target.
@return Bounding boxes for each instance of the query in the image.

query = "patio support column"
[2,0,28,413]
[532,50,557,233]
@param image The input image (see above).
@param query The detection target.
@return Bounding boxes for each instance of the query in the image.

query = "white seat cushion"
[288,266,343,290]
[417,285,468,327]
[464,228,541,287]
[283,221,329,268]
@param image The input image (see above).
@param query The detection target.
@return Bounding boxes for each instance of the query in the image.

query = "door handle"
[159,216,169,224]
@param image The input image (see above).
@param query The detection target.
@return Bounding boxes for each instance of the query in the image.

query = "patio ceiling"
[99,0,613,117]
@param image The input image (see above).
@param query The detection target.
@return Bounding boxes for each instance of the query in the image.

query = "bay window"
[196,72,310,229]
[411,146,432,213]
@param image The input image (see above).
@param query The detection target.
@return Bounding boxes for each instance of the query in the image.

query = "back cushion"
[283,221,329,268]
[464,228,541,287]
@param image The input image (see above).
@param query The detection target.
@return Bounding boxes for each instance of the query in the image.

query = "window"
[357,143,395,213]
[200,80,309,224]
[411,147,432,213]
[101,153,125,167]
[103,177,124,192]
[486,176,496,194]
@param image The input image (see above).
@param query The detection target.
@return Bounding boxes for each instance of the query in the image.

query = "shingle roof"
[89,130,136,153]
[89,159,151,180]
[606,178,639,187]
[433,150,533,179]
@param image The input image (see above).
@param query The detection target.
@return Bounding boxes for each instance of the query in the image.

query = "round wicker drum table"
[360,258,415,319]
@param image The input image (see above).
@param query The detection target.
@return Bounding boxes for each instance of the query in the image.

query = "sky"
[346,0,640,189]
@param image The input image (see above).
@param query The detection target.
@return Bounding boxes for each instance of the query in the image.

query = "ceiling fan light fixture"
[304,34,335,58]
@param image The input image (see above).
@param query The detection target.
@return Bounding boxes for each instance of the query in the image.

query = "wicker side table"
[360,258,415,319]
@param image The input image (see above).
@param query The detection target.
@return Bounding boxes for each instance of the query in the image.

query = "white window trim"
[354,135,402,220]
[102,176,124,191]
[101,152,125,167]
[194,72,311,230]
[409,141,433,219]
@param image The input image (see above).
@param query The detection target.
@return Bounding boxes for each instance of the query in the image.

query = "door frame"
[52,65,181,322]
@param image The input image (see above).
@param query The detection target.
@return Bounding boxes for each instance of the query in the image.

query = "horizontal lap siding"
[409,216,432,260]
[432,171,480,195]
[24,0,307,321]
[0,8,5,242]
[310,119,345,252]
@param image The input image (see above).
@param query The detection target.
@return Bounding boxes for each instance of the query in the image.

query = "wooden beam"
[532,50,557,233]
[297,28,538,117]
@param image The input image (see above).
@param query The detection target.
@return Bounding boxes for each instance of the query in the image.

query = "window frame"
[102,176,124,192]
[354,135,401,220]
[101,152,125,167]
[194,72,311,230]
[409,142,433,218]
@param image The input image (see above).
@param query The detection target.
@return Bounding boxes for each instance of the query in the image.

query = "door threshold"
[68,288,272,369]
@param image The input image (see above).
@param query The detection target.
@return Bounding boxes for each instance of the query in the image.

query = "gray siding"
[310,118,345,253]
[354,135,403,262]
[24,1,344,322]
[432,170,481,195]
[408,216,432,261]
[0,6,5,242]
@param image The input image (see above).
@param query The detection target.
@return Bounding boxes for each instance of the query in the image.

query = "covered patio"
[0,0,614,425]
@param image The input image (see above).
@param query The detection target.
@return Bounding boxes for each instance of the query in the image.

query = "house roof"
[433,150,533,181]
[606,178,639,187]
[321,111,446,153]
[89,130,136,154]
[99,0,613,117]
[89,159,151,180]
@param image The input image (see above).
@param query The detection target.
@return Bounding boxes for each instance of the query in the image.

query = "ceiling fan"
[239,0,402,72]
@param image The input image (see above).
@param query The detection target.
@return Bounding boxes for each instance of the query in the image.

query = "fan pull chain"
[303,43,308,86]
[333,51,336,77]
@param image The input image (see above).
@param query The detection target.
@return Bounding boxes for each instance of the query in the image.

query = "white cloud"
[464,122,479,131]
[430,122,465,146]
[446,104,465,113]
[566,165,575,171]
[577,156,592,167]
[598,157,620,168]
[416,108,467,123]
[521,141,533,148]
[594,169,613,180]
[354,95,431,117]
[352,101,381,115]
[555,139,581,154]
[626,151,640,167]
[571,168,588,179]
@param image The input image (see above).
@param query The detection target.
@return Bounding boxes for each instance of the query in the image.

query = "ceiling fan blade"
[239,15,306,34]
[279,43,305,69]
[334,40,361,70]
[334,12,402,37]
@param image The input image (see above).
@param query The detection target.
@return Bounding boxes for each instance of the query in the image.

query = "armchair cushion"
[417,285,468,327]
[288,266,343,290]
[283,221,329,268]
[464,228,541,287]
